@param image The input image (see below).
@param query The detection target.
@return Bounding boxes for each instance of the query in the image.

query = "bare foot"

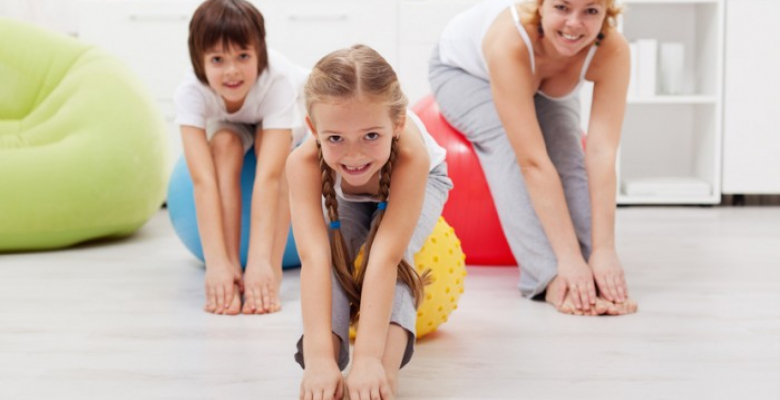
[545,276,637,316]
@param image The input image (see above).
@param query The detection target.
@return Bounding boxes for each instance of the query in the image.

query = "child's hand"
[346,357,393,400]
[242,261,281,314]
[204,263,242,315]
[300,359,343,400]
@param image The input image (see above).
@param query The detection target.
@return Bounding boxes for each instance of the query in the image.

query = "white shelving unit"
[615,0,724,204]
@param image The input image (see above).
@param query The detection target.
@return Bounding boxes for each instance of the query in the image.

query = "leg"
[209,129,245,315]
[381,323,409,397]
[430,55,559,299]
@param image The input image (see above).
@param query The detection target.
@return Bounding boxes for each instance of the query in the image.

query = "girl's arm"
[352,126,430,361]
[287,138,337,364]
[484,32,596,310]
[584,34,631,302]
[180,126,241,311]
[244,128,293,311]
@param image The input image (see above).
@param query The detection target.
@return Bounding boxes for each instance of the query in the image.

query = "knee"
[210,131,244,172]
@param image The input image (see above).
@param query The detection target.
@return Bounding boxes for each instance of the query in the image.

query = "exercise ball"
[413,95,515,266]
[353,217,466,339]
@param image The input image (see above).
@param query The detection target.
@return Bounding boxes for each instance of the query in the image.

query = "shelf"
[627,95,718,105]
[623,0,722,4]
[617,195,720,205]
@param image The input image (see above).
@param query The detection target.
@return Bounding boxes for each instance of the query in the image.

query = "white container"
[636,39,657,97]
[659,42,685,95]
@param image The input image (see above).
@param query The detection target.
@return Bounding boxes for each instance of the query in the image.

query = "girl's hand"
[300,360,343,400]
[242,261,281,314]
[346,357,393,400]
[588,248,628,303]
[555,257,597,312]
[204,262,242,314]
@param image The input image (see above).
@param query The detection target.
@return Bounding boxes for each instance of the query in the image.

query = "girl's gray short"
[294,162,453,370]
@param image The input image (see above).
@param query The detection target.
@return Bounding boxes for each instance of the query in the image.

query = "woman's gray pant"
[428,46,592,298]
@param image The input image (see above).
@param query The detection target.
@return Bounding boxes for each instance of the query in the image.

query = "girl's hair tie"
[329,220,341,230]
[377,201,388,210]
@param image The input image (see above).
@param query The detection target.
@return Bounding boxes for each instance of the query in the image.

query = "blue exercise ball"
[167,149,300,269]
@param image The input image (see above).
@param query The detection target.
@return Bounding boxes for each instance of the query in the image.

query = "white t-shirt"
[173,48,309,145]
[438,0,516,82]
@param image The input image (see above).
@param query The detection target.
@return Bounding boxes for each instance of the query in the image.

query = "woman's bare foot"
[545,276,637,316]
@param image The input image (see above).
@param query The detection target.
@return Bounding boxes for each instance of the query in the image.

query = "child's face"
[540,0,606,56]
[203,42,259,111]
[309,97,401,188]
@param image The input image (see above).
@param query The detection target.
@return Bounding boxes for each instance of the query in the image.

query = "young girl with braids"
[288,44,451,400]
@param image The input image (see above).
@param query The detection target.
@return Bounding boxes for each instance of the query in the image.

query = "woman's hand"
[300,359,344,400]
[346,357,393,400]
[588,248,628,303]
[555,257,597,312]
[204,262,242,314]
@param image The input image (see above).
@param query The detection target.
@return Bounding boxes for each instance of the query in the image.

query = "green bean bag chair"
[0,18,169,251]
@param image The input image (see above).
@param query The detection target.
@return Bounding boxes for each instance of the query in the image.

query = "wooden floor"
[1,207,779,399]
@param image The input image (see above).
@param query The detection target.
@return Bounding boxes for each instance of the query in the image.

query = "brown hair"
[307,45,429,323]
[187,0,268,85]
[521,0,623,39]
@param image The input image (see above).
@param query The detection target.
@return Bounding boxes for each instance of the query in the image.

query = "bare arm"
[180,125,241,313]
[584,34,631,302]
[180,125,231,267]
[287,138,336,363]
[585,35,629,253]
[352,129,430,361]
[484,30,595,309]
[486,41,587,266]
[246,128,292,266]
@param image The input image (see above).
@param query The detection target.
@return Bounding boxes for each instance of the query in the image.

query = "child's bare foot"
[545,276,637,316]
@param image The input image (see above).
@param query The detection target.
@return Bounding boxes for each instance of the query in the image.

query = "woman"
[430,0,637,315]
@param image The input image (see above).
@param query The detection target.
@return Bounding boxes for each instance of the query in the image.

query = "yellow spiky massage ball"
[352,217,467,339]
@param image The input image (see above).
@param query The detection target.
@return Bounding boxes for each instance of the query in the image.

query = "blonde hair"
[521,0,623,39]
[306,44,429,323]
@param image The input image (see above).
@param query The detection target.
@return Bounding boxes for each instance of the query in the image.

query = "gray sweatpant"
[294,162,453,370]
[428,46,592,298]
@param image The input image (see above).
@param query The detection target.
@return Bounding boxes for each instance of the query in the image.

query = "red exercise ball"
[413,96,516,266]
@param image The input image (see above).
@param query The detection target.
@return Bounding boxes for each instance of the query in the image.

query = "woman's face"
[539,0,607,56]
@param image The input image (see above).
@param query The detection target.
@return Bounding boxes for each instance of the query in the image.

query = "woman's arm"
[180,126,241,311]
[352,127,430,361]
[485,33,596,309]
[584,34,631,302]
[288,138,337,363]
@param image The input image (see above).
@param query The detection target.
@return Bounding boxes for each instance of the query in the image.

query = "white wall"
[0,0,79,35]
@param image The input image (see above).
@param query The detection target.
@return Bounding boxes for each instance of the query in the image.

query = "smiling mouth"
[559,31,584,41]
[341,163,371,175]
[224,81,243,89]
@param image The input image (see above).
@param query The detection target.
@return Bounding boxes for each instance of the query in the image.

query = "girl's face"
[203,42,259,112]
[539,0,607,56]
[308,97,401,188]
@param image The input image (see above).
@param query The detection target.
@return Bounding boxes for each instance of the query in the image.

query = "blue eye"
[327,135,342,144]
[366,132,380,140]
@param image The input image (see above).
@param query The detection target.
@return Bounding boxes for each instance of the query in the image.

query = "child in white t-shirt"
[173,0,307,315]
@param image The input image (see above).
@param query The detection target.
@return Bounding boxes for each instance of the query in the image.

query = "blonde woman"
[430,0,637,315]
